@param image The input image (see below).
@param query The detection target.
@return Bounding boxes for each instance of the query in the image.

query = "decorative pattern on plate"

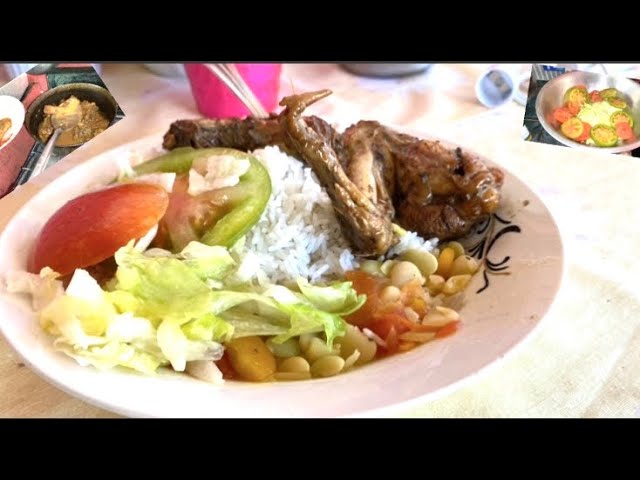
[465,213,522,294]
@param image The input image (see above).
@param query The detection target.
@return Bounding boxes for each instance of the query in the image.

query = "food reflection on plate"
[0,117,12,147]
[37,95,109,147]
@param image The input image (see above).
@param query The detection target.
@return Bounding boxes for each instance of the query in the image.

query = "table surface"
[1,63,639,418]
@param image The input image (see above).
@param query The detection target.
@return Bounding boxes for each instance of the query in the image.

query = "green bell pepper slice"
[590,124,619,147]
[611,111,634,128]
[133,147,271,249]
[600,88,620,100]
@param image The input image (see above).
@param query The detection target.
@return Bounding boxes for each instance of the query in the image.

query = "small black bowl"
[24,82,118,153]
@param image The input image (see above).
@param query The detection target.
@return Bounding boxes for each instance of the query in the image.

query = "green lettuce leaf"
[110,242,228,325]
[296,278,366,316]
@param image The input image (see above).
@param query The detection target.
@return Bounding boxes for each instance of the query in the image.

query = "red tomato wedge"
[590,90,602,103]
[154,175,230,252]
[552,106,573,124]
[616,122,634,141]
[28,183,169,276]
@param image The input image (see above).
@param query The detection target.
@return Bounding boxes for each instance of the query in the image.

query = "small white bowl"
[0,95,25,152]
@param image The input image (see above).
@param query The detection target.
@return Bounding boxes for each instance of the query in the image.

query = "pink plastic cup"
[185,63,282,119]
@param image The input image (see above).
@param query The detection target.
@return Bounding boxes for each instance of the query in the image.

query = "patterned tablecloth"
[0,63,639,417]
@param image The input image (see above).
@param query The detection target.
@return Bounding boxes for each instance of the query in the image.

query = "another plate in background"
[0,96,26,152]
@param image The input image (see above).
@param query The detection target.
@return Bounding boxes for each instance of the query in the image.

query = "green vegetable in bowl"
[611,111,634,128]
[607,98,628,110]
[560,117,584,140]
[590,124,619,147]
[564,86,589,107]
[600,88,621,100]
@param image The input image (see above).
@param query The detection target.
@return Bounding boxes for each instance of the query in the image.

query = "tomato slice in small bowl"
[552,106,574,124]
[575,122,592,143]
[615,122,635,141]
[566,102,581,116]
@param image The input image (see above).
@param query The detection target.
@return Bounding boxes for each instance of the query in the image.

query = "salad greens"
[9,240,364,375]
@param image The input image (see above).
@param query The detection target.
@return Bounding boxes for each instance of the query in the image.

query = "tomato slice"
[566,102,581,116]
[616,122,634,141]
[29,183,169,276]
[560,117,584,140]
[589,90,603,103]
[155,175,230,251]
[552,106,574,124]
[575,122,592,143]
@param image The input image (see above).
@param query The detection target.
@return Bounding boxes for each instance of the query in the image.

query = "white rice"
[235,145,438,285]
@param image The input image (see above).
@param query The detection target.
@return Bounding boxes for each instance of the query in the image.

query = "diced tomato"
[29,183,169,276]
[616,122,634,141]
[345,271,463,356]
[566,102,581,116]
[552,106,573,124]
[435,321,462,338]
[575,122,592,143]
[344,271,386,326]
[590,90,602,103]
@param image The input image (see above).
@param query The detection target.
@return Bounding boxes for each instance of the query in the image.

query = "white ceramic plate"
[0,134,564,417]
[0,95,25,152]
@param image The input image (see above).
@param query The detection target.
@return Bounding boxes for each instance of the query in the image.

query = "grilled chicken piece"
[164,115,287,153]
[342,121,503,240]
[279,90,396,256]
[164,114,347,166]
[162,89,503,251]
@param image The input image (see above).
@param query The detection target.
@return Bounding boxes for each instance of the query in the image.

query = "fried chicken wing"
[278,90,396,256]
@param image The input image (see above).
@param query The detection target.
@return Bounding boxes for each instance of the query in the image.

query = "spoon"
[31,97,82,178]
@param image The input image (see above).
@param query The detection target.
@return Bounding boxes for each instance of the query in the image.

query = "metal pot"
[25,82,118,152]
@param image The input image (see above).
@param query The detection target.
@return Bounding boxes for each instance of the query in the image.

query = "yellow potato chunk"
[226,336,277,382]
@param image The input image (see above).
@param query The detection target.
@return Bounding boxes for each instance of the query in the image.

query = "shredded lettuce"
[5,267,63,311]
[10,240,364,376]
[296,278,366,316]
